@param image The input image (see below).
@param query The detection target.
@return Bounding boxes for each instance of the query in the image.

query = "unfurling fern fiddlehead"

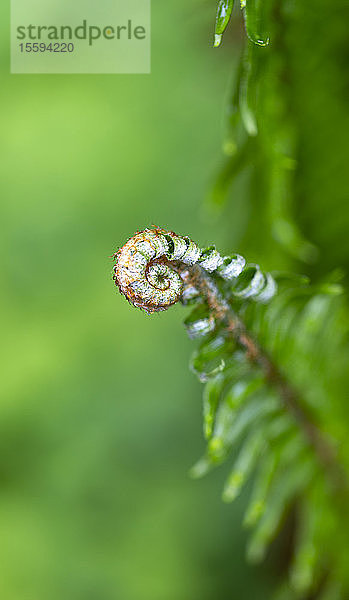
[112,227,346,599]
[113,227,276,312]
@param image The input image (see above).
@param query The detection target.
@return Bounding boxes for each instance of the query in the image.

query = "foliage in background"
[211,0,348,273]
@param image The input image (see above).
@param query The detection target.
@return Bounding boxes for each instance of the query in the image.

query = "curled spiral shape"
[113,228,276,315]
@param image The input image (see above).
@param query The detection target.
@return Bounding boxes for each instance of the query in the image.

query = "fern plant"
[111,0,348,595]
[112,228,349,599]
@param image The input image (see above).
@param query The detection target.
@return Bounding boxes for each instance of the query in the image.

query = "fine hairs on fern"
[113,227,346,598]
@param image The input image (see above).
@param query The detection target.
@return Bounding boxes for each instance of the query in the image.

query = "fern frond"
[113,229,349,597]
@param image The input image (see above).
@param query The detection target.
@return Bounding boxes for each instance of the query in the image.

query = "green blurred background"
[1,0,348,597]
[0,1,276,598]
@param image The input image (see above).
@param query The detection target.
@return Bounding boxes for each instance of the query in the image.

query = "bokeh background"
[0,0,348,598]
